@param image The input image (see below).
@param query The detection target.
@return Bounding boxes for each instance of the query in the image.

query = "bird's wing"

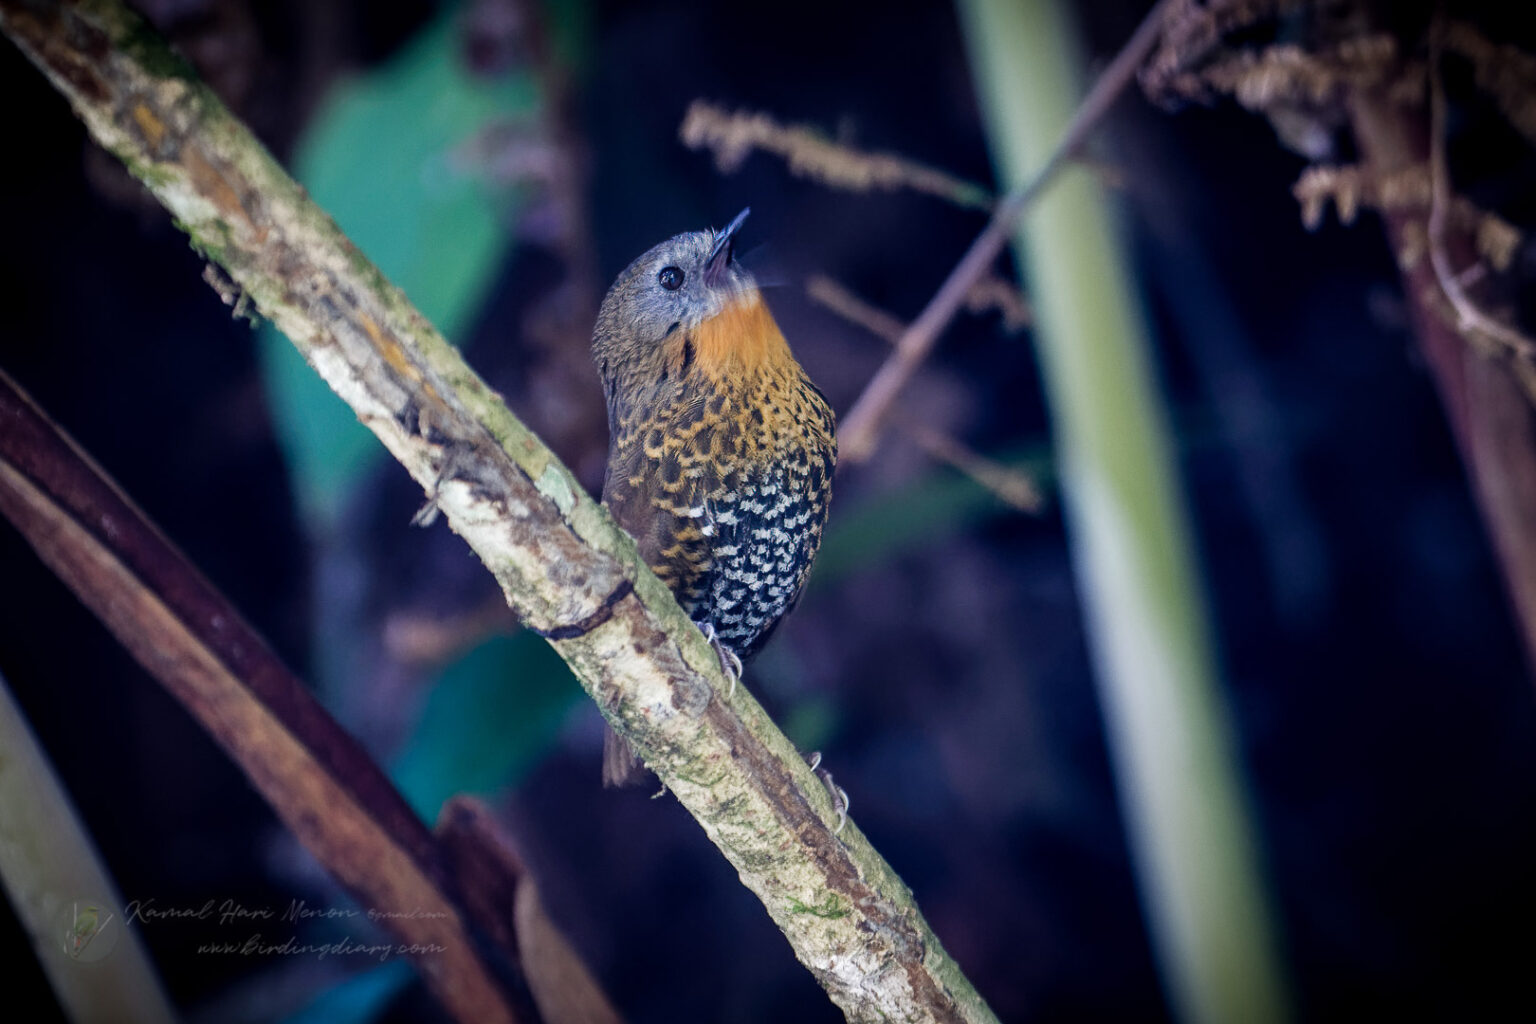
[602,394,718,612]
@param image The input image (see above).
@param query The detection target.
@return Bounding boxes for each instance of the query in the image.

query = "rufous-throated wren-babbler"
[592,209,837,785]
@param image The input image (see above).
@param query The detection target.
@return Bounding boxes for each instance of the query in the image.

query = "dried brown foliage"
[1292,164,1520,271]
[1151,34,1397,110]
[1143,0,1337,103]
[679,101,995,211]
[1143,1,1532,361]
[1443,20,1536,146]
[1140,0,1536,665]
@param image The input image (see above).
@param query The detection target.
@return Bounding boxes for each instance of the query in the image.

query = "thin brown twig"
[384,595,521,665]
[836,0,1176,463]
[808,273,1031,341]
[806,275,1043,511]
[805,275,907,346]
[1426,28,1536,359]
[896,422,1044,512]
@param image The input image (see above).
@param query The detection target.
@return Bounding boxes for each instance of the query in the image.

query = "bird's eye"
[658,266,684,291]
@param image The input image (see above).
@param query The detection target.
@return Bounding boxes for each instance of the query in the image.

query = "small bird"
[592,209,837,785]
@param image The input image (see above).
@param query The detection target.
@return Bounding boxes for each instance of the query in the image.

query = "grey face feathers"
[591,215,757,388]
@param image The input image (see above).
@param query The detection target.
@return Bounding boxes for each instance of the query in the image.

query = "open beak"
[704,207,750,287]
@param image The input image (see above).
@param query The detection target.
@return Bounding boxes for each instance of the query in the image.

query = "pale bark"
[0,2,997,1020]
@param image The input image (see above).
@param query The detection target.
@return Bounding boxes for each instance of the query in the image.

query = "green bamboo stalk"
[0,673,177,1024]
[954,3,1292,1023]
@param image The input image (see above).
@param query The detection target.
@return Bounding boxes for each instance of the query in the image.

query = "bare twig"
[384,596,520,665]
[896,423,1044,512]
[681,101,995,211]
[0,3,999,1020]
[836,0,1176,463]
[806,275,1043,511]
[1425,34,1536,358]
[805,274,908,345]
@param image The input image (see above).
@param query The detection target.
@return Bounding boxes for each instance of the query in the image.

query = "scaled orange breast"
[686,292,795,379]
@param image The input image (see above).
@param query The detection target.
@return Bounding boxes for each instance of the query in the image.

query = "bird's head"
[593,209,793,413]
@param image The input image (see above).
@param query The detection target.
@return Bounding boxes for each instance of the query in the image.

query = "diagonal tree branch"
[0,1,997,1020]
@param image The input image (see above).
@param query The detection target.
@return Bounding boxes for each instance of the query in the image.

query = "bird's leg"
[805,751,850,835]
[698,620,743,696]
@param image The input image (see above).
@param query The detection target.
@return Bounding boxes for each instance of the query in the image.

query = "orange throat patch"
[680,292,795,379]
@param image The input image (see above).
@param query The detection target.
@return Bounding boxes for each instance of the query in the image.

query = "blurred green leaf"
[391,632,582,820]
[257,6,538,525]
[778,693,840,752]
[545,0,595,78]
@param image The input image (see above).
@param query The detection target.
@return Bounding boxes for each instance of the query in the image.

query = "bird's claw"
[410,498,442,528]
[699,621,743,697]
[806,751,850,835]
[411,441,486,528]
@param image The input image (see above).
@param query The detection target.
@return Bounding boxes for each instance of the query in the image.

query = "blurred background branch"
[804,274,1044,512]
[0,368,613,1024]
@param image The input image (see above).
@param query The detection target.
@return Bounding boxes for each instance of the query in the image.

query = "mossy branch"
[0,1,996,1020]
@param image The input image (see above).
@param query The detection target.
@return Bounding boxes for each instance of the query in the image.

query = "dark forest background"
[3,1,1535,1022]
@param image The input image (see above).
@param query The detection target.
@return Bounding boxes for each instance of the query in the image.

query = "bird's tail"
[601,726,647,787]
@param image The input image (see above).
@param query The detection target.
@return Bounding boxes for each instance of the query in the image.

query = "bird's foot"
[806,751,850,835]
[411,493,443,528]
[698,621,743,697]
[411,441,485,528]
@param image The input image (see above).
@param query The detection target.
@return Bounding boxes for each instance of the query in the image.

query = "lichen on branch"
[0,1,998,1021]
